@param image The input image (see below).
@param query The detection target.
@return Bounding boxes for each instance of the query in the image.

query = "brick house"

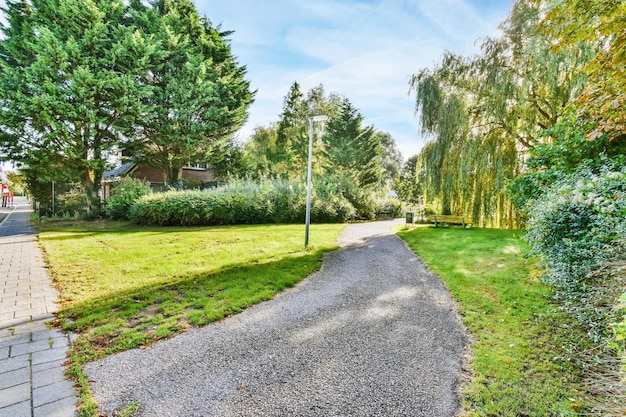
[101,162,217,200]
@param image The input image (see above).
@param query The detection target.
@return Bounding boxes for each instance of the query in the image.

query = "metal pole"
[305,117,314,248]
[52,181,55,216]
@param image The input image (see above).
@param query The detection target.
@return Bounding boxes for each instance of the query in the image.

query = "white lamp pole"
[305,115,328,248]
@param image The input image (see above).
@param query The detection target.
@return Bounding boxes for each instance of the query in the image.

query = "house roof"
[102,162,136,181]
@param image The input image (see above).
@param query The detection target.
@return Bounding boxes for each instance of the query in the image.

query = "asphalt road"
[85,219,469,417]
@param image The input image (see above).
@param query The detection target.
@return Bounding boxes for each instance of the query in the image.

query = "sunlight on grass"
[38,221,344,416]
[398,226,587,416]
[40,222,343,348]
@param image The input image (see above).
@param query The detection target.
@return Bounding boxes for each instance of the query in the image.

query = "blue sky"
[197,0,515,160]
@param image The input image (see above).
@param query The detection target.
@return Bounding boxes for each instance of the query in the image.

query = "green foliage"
[55,183,96,219]
[521,158,626,413]
[374,198,402,218]
[409,0,591,227]
[524,161,626,340]
[127,0,254,186]
[538,0,626,142]
[105,177,152,220]
[5,170,26,195]
[508,116,626,211]
[241,84,399,189]
[0,0,155,197]
[392,154,421,203]
[0,0,254,196]
[610,292,626,355]
[129,179,357,226]
[322,98,384,188]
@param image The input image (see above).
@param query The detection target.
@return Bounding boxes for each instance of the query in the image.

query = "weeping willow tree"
[410,0,592,228]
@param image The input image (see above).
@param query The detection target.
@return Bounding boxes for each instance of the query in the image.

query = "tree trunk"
[166,165,184,189]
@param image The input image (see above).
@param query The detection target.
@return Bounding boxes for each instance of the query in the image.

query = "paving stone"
[13,310,32,321]
[33,365,68,389]
[0,400,31,417]
[32,332,65,345]
[0,317,24,329]
[0,333,30,349]
[0,295,20,304]
[11,338,53,357]
[32,359,62,373]
[0,199,77,414]
[0,355,30,374]
[0,312,15,324]
[31,347,67,366]
[27,322,50,333]
[0,382,30,408]
[0,366,30,389]
[33,379,74,407]
[31,312,55,322]
[47,336,69,350]
[33,396,77,417]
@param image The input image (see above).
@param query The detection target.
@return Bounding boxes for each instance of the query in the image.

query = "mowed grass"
[398,226,587,416]
[37,221,344,416]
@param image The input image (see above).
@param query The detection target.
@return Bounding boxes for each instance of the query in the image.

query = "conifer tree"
[129,0,254,186]
[0,0,155,198]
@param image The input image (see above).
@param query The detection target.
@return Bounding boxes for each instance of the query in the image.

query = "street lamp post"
[305,115,328,248]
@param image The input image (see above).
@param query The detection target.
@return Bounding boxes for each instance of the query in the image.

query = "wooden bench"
[427,215,472,228]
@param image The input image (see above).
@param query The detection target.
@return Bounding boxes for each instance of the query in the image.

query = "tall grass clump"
[129,179,357,226]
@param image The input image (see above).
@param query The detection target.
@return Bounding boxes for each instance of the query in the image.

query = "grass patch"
[38,220,344,416]
[398,226,588,416]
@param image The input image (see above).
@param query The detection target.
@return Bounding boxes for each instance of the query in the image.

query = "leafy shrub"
[105,177,152,220]
[375,198,402,218]
[525,161,626,340]
[322,175,377,219]
[129,179,357,226]
[55,183,92,216]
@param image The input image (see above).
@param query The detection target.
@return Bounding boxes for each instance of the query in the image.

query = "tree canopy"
[409,0,590,226]
[242,82,401,191]
[128,0,253,187]
[0,0,253,198]
[0,0,154,196]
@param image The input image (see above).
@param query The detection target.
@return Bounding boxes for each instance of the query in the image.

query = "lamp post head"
[311,115,329,122]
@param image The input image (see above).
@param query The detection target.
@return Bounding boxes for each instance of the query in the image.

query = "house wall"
[102,165,218,201]
[182,168,215,183]
[133,166,166,185]
[133,166,215,184]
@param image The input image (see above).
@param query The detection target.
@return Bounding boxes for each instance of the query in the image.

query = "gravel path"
[85,220,469,417]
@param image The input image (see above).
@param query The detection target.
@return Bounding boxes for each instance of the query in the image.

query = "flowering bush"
[525,161,626,341]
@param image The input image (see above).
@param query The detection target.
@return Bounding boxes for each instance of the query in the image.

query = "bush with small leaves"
[525,161,626,341]
[105,178,152,220]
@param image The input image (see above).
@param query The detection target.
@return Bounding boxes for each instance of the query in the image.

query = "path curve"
[86,220,468,416]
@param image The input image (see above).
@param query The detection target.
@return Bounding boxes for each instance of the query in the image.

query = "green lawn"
[37,221,345,416]
[39,220,589,416]
[398,225,587,416]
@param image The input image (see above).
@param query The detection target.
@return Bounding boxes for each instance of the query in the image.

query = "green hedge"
[129,180,358,226]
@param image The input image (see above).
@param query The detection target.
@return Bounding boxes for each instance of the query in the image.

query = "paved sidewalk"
[0,197,77,417]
